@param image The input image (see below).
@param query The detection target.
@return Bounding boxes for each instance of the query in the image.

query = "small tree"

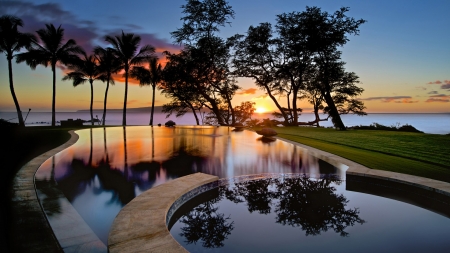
[62,52,101,125]
[130,57,162,126]
[16,24,84,126]
[0,15,36,127]
[105,32,155,125]
[94,46,121,125]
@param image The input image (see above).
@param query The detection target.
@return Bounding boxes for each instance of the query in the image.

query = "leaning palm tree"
[16,24,84,126]
[130,57,162,126]
[94,46,121,125]
[105,32,155,125]
[0,15,36,127]
[63,52,101,125]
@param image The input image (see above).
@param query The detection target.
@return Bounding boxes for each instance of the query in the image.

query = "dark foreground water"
[35,126,345,244]
[170,176,450,253]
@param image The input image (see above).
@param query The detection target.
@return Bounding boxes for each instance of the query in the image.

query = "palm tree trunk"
[8,57,25,127]
[149,84,156,126]
[102,79,110,126]
[123,69,128,126]
[90,79,94,126]
[52,63,56,126]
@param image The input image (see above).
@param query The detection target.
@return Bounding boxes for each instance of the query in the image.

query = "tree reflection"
[273,176,365,237]
[223,179,276,214]
[179,192,234,248]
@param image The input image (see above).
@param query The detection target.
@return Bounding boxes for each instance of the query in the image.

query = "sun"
[255,107,267,114]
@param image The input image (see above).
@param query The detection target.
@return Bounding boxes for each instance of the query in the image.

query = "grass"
[256,126,450,183]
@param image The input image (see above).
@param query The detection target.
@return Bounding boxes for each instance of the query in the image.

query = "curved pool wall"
[28,126,450,252]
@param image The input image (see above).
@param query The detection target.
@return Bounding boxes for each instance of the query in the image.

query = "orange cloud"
[427,80,442,84]
[236,88,258,95]
[359,96,417,103]
[425,94,450,103]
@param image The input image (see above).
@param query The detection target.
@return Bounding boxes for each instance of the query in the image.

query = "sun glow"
[255,107,267,114]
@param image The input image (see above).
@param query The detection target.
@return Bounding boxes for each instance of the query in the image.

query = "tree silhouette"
[16,24,84,126]
[273,176,365,237]
[94,47,121,125]
[104,32,155,125]
[62,52,101,125]
[0,15,36,127]
[167,0,239,125]
[130,57,162,126]
[232,7,366,129]
[179,194,234,248]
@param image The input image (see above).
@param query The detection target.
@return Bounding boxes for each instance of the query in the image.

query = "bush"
[351,122,423,133]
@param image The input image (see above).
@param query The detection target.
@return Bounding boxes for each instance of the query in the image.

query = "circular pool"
[169,174,450,253]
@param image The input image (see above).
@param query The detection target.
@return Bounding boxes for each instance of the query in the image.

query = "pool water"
[169,176,450,253]
[34,126,345,244]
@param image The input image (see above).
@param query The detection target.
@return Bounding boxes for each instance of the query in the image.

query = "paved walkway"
[8,131,79,252]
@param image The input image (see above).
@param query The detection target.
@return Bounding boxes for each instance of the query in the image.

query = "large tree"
[62,52,101,125]
[280,7,366,130]
[16,24,84,126]
[167,0,239,125]
[130,57,161,126]
[232,7,366,129]
[104,32,155,126]
[0,15,35,127]
[94,46,121,125]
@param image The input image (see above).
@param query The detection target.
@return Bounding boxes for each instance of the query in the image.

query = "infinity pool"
[35,126,345,244]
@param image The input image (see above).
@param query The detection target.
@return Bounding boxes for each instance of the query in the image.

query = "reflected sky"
[35,126,344,244]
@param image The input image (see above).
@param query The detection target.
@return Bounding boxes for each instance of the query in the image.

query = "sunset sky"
[1,0,449,113]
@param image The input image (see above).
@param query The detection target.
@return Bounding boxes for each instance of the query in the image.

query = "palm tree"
[16,24,84,126]
[62,52,101,125]
[0,15,36,127]
[94,46,121,125]
[105,31,155,125]
[130,57,162,126]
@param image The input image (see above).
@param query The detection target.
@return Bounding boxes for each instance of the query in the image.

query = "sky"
[1,0,449,113]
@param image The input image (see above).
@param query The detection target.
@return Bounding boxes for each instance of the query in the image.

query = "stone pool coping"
[108,173,218,252]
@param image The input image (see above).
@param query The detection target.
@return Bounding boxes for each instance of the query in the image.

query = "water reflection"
[174,177,365,249]
[179,190,234,248]
[36,126,344,243]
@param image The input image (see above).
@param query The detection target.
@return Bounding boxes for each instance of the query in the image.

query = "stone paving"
[9,130,79,252]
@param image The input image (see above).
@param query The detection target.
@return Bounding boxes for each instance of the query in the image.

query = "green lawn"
[260,126,450,183]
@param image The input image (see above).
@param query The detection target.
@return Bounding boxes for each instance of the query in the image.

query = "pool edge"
[108,173,218,253]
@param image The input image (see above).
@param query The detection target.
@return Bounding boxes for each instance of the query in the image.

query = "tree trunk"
[292,86,299,125]
[102,79,110,126]
[188,104,200,125]
[123,66,128,126]
[51,62,56,126]
[263,84,290,124]
[90,79,94,126]
[323,91,346,130]
[8,56,24,127]
[149,84,156,126]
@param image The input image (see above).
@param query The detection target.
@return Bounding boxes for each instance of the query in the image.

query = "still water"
[170,176,450,253]
[35,126,344,244]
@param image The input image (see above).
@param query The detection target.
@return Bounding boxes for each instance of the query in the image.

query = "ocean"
[0,111,449,134]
